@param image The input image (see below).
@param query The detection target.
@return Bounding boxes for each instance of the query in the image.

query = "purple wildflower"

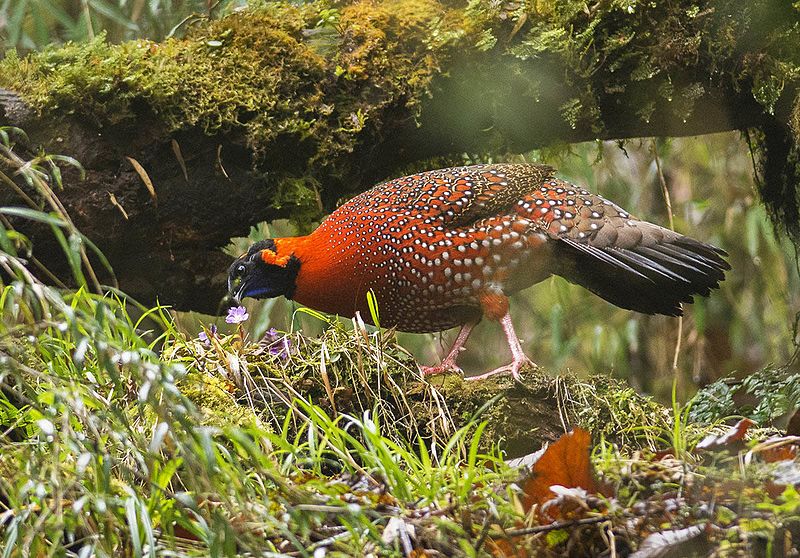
[198,324,217,346]
[226,306,250,324]
[261,327,291,360]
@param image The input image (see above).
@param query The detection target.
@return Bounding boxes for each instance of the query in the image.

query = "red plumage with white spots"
[228,163,729,379]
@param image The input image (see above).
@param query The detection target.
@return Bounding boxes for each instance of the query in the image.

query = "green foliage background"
[1,0,237,51]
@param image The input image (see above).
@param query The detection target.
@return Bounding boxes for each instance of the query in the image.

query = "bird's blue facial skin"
[242,285,275,299]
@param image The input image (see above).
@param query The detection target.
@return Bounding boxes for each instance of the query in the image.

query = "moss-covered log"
[166,322,671,456]
[0,0,798,311]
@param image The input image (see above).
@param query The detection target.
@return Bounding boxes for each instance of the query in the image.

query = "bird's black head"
[227,239,300,303]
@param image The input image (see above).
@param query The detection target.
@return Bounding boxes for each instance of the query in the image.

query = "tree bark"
[0,0,797,312]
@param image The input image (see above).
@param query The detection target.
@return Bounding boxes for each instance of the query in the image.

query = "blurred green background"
[3,0,798,402]
[0,0,237,52]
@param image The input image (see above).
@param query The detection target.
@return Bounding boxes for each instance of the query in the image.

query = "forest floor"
[2,283,800,557]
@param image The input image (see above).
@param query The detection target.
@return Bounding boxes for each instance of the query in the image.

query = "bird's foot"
[420,359,463,377]
[466,356,536,382]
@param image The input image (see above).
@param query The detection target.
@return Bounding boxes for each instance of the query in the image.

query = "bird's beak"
[228,274,246,305]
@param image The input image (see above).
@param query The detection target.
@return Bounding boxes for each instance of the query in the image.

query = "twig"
[473,513,494,554]
[651,139,683,372]
[494,515,610,538]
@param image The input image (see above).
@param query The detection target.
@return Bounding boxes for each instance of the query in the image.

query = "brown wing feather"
[353,163,554,227]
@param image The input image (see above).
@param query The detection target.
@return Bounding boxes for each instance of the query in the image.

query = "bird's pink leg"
[467,311,535,381]
[420,321,477,376]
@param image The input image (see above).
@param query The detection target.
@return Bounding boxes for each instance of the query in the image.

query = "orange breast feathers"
[273,227,372,319]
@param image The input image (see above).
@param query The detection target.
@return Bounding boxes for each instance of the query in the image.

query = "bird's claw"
[466,356,535,382]
[420,360,463,377]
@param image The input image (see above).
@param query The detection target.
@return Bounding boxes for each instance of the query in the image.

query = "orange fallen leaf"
[520,428,606,520]
[491,430,610,557]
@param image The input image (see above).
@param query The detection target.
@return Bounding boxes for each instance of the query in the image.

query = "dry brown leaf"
[171,139,189,182]
[125,156,158,207]
[696,418,754,452]
[519,428,604,519]
[762,445,799,463]
[490,430,606,557]
[746,436,800,465]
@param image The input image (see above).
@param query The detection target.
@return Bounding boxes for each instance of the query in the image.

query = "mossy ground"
[166,319,677,458]
[0,229,797,555]
[4,298,798,556]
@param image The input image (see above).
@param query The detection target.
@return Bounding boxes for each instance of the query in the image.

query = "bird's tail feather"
[553,230,730,316]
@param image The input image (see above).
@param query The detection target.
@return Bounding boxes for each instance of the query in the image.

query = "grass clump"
[0,127,529,555]
[164,310,679,459]
[166,313,464,450]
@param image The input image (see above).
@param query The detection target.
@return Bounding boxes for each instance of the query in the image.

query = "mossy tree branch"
[0,0,797,311]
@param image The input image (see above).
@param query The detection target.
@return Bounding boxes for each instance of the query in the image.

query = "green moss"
[426,367,670,455]
[503,0,800,134]
[0,0,470,214]
[178,371,262,428]
[0,5,328,149]
[3,1,798,157]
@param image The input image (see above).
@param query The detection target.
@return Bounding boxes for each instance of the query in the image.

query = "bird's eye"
[237,264,246,274]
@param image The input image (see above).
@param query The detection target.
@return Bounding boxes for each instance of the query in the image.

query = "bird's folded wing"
[364,163,554,227]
